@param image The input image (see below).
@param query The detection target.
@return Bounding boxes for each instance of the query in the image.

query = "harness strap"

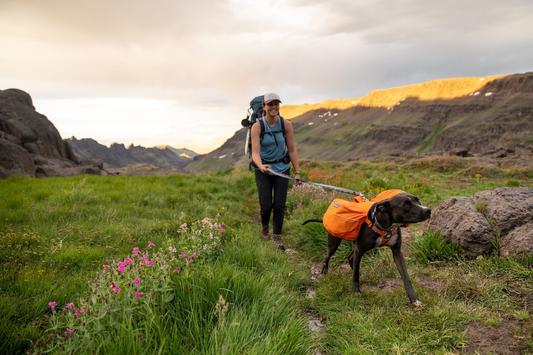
[365,203,399,245]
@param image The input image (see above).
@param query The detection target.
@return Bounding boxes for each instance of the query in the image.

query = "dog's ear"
[377,201,391,213]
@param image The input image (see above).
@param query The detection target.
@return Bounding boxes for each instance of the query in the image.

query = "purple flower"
[75,306,87,316]
[173,266,181,273]
[142,256,154,267]
[102,264,111,270]
[123,257,132,266]
[117,262,126,273]
[132,247,140,255]
[64,327,74,336]
[111,283,121,294]
[48,301,57,311]
[66,302,75,310]
[135,291,143,299]
[179,252,188,258]
[133,277,141,286]
[147,241,155,249]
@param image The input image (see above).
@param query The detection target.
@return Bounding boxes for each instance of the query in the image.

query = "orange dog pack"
[323,189,404,240]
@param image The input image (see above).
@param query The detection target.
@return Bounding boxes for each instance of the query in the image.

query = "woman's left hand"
[294,173,302,186]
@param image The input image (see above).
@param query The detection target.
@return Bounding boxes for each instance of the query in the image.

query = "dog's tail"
[302,218,323,225]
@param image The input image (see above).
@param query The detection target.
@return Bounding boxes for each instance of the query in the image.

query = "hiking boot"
[261,225,270,240]
[272,234,286,251]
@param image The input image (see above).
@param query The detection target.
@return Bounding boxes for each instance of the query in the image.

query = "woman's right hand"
[259,164,272,173]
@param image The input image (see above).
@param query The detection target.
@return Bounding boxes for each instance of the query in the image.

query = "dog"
[303,191,431,306]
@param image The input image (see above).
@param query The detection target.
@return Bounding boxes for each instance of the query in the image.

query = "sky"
[1,0,533,153]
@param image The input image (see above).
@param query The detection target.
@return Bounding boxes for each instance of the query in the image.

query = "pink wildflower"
[111,283,121,294]
[219,225,225,234]
[209,232,213,238]
[147,241,155,249]
[179,252,188,258]
[168,246,177,253]
[75,307,87,316]
[64,327,74,336]
[102,264,111,270]
[117,262,126,273]
[142,255,154,267]
[191,251,198,259]
[173,266,181,273]
[132,247,140,255]
[179,223,187,231]
[135,291,143,299]
[123,257,132,266]
[133,277,141,286]
[66,302,75,310]
[48,301,57,311]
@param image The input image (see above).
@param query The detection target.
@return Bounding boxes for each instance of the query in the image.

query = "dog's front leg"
[391,245,420,305]
[351,242,363,293]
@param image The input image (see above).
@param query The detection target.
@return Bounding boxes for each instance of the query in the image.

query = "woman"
[251,93,301,250]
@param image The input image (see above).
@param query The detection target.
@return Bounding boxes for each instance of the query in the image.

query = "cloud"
[1,0,532,150]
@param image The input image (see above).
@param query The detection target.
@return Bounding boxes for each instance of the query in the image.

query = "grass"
[1,156,532,353]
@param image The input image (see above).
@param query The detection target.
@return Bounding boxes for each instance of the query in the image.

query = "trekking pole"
[266,168,365,197]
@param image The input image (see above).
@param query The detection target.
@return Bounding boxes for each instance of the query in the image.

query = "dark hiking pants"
[254,168,290,235]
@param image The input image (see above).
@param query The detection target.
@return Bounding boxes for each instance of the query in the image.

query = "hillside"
[187,73,533,172]
[67,137,196,172]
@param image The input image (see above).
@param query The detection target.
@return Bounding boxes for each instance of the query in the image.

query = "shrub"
[40,217,225,353]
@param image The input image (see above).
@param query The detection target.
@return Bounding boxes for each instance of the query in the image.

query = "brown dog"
[303,192,431,305]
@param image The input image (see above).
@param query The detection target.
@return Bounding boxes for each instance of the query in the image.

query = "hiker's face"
[264,101,280,117]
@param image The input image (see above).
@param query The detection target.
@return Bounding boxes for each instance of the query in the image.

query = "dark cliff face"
[188,73,533,172]
[0,89,103,177]
[66,138,194,171]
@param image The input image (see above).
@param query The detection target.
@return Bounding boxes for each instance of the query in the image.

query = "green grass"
[1,156,532,354]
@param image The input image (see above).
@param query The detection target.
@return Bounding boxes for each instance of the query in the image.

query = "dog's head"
[375,193,431,226]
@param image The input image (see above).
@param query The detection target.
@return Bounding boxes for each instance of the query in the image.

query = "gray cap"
[264,92,282,104]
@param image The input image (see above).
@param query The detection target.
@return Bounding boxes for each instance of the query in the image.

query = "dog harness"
[323,189,405,244]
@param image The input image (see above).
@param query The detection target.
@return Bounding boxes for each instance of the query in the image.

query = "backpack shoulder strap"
[279,116,287,142]
[258,118,265,140]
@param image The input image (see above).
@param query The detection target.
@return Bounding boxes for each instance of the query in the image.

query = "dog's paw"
[412,300,423,308]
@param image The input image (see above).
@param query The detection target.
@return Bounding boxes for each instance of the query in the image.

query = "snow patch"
[485,92,493,96]
[218,154,227,159]
[308,122,314,126]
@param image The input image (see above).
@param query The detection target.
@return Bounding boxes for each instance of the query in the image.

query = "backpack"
[241,95,288,166]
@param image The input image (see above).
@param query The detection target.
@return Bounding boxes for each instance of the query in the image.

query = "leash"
[264,168,364,197]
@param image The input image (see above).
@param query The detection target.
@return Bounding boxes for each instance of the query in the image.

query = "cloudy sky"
[1,0,532,153]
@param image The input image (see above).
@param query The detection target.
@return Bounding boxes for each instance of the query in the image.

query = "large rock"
[0,88,103,177]
[0,138,35,176]
[500,221,533,257]
[427,196,494,257]
[427,187,533,258]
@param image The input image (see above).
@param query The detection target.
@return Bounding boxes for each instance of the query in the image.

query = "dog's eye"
[404,200,412,207]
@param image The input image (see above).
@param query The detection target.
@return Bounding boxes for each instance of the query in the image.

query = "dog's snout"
[424,209,432,218]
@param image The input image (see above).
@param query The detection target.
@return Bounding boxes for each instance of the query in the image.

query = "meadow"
[0,156,531,354]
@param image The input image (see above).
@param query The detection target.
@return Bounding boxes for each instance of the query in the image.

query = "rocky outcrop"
[66,138,195,171]
[0,88,103,177]
[427,187,533,258]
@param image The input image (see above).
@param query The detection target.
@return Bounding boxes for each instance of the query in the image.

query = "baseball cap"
[264,93,282,104]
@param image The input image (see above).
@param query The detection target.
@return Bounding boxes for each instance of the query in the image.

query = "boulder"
[500,221,533,257]
[0,138,35,176]
[427,196,494,257]
[427,187,533,258]
[0,88,103,177]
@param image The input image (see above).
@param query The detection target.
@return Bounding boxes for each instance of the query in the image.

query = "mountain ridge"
[187,72,533,172]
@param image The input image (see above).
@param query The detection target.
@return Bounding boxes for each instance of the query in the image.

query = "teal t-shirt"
[260,117,290,173]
